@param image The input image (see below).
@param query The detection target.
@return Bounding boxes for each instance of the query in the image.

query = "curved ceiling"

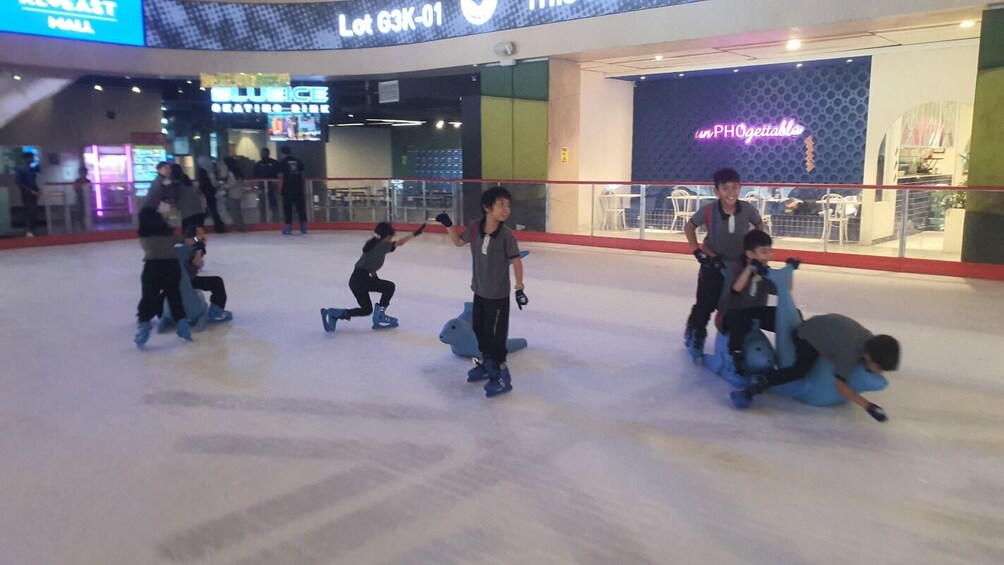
[0,0,990,79]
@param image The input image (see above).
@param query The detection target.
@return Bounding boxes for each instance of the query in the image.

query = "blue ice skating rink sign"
[143,0,706,51]
[1,0,144,46]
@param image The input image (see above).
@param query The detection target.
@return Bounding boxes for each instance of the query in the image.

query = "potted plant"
[941,190,967,254]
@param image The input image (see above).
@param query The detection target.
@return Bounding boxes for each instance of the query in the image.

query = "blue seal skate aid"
[439,302,528,359]
[708,261,888,406]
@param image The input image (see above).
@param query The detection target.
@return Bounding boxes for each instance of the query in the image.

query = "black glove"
[515,289,528,310]
[435,212,453,228]
[413,223,426,237]
[750,259,768,276]
[786,257,801,269]
[866,403,888,423]
[192,239,206,255]
[693,249,710,265]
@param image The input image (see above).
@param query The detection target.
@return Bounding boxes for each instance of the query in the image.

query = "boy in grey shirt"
[438,186,527,398]
[684,168,763,357]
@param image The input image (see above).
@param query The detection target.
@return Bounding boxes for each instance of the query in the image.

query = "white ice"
[1,232,1002,564]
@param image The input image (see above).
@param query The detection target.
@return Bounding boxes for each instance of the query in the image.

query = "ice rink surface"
[1,231,1003,564]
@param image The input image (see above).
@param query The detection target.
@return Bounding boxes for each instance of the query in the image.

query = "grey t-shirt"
[796,314,874,378]
[354,240,396,274]
[141,176,175,209]
[462,220,520,300]
[140,235,179,261]
[176,184,205,220]
[725,274,775,311]
[689,200,762,261]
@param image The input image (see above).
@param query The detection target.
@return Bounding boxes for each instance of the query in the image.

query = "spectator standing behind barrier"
[197,156,226,234]
[253,147,280,217]
[71,166,91,231]
[170,164,208,240]
[220,157,247,232]
[278,146,308,235]
[14,152,41,237]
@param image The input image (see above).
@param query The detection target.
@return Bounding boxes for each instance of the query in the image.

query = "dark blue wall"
[632,58,871,184]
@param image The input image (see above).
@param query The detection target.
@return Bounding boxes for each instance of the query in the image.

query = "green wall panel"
[481,96,514,179]
[513,61,549,101]
[513,99,548,179]
[977,9,1004,70]
[481,66,514,98]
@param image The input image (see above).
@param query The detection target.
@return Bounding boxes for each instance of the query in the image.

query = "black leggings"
[346,269,395,317]
[137,259,185,323]
[723,306,777,353]
[473,294,510,363]
[686,264,724,340]
[192,275,227,308]
[765,335,820,387]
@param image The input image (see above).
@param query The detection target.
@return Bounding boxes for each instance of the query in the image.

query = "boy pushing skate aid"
[437,186,528,398]
[684,168,764,362]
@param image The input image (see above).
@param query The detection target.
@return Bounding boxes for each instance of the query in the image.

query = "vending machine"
[84,145,133,220]
[132,145,167,197]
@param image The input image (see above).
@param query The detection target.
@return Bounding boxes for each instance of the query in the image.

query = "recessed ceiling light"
[654,55,663,61]
[786,39,801,51]
[348,114,354,118]
[132,86,141,93]
[451,122,461,129]
[846,59,854,63]
[199,87,206,91]
[678,73,685,77]
[733,69,739,73]
[640,76,647,80]
[435,120,445,129]
[796,63,804,68]
[186,80,193,84]
[94,84,103,91]
[177,88,183,94]
[13,74,22,80]
[960,20,976,29]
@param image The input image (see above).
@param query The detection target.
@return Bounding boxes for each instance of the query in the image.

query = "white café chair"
[669,188,696,232]
[820,193,850,245]
[600,188,627,231]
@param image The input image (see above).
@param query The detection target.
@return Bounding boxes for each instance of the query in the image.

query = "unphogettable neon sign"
[694,118,805,144]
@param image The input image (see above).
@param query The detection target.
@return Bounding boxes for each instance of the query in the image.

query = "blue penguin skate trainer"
[371,304,398,329]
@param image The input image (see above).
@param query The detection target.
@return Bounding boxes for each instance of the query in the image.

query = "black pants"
[137,259,185,323]
[192,275,227,308]
[685,264,725,340]
[723,306,777,353]
[473,294,510,363]
[282,188,307,225]
[764,335,820,387]
[182,214,206,232]
[22,192,39,233]
[202,188,225,233]
[346,269,394,317]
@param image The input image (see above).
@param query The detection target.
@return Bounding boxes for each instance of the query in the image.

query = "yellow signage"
[200,73,291,88]
[560,147,569,164]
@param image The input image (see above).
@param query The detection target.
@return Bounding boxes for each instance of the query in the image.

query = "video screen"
[268,113,322,142]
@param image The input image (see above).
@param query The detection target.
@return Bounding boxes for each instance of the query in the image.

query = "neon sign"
[2,0,144,46]
[210,87,330,114]
[694,118,805,144]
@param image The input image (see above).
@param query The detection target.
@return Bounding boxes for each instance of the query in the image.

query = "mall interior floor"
[1,233,1001,564]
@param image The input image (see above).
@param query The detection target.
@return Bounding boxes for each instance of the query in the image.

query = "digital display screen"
[1,0,145,46]
[268,113,323,142]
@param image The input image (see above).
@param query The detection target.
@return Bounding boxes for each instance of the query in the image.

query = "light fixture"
[94,84,103,91]
[186,80,193,84]
[435,120,445,129]
[160,118,168,125]
[796,63,804,68]
[960,20,976,29]
[451,122,461,129]
[160,106,167,111]
[733,69,739,73]
[199,87,206,91]
[335,122,365,127]
[640,76,647,80]
[161,128,168,134]
[348,114,354,118]
[678,73,685,77]
[846,59,854,63]
[131,86,141,93]
[193,135,201,140]
[13,74,22,80]
[786,38,801,51]
[654,55,663,61]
